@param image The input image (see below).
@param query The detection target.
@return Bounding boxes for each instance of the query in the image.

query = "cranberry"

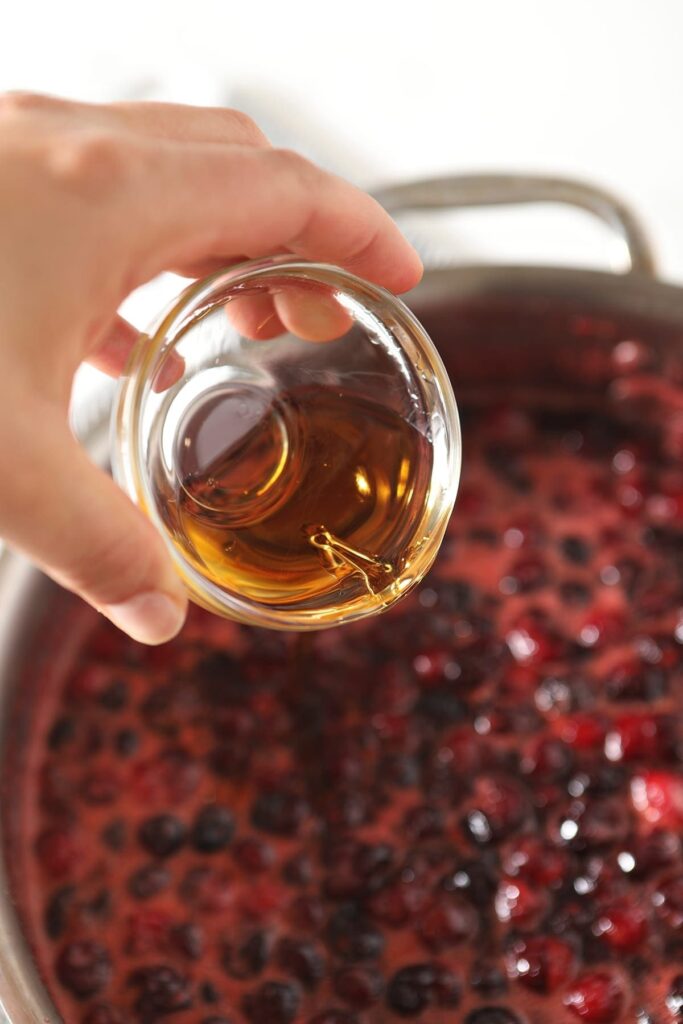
[506,614,563,665]
[501,835,570,888]
[276,937,325,989]
[170,922,204,960]
[288,894,325,930]
[594,897,649,951]
[417,893,477,950]
[465,775,532,843]
[80,769,120,805]
[506,934,575,992]
[131,748,201,804]
[521,736,574,781]
[251,790,309,836]
[564,970,625,1022]
[282,852,313,886]
[553,713,608,752]
[494,878,547,929]
[617,830,681,879]
[333,966,383,1009]
[233,837,275,873]
[128,965,193,1017]
[605,713,673,763]
[403,804,444,839]
[180,866,233,913]
[192,804,236,852]
[35,826,81,879]
[369,874,428,926]
[138,814,187,858]
[557,797,631,849]
[221,930,271,979]
[127,863,170,901]
[242,981,300,1024]
[653,874,683,931]
[631,771,683,829]
[56,940,111,998]
[124,908,173,956]
[577,609,626,648]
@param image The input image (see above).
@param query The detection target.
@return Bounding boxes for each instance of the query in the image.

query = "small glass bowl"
[112,257,460,630]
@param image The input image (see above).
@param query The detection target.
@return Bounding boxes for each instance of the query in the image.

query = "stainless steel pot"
[1,173,682,1024]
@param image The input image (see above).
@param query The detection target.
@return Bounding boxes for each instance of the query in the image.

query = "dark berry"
[128,965,193,1017]
[192,804,236,852]
[115,728,139,757]
[170,922,204,960]
[138,814,187,858]
[276,937,325,989]
[222,930,271,979]
[326,904,385,961]
[98,678,129,710]
[333,966,383,1009]
[101,819,127,851]
[560,535,592,564]
[465,775,532,843]
[56,940,111,999]
[415,687,466,724]
[307,1013,358,1024]
[385,963,459,1017]
[200,981,220,1004]
[201,1019,232,1024]
[251,790,309,836]
[282,852,313,886]
[560,580,592,606]
[233,837,274,872]
[464,1010,523,1024]
[242,981,300,1024]
[386,965,434,1017]
[127,863,170,900]
[667,974,683,1018]
[44,885,75,940]
[469,960,508,997]
[82,1004,127,1024]
[47,715,76,750]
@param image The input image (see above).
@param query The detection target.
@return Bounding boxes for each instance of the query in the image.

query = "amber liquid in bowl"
[154,384,432,612]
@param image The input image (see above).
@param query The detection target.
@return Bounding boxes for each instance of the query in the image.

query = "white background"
[1,1,682,284]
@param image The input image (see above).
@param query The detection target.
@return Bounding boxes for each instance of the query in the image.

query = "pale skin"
[0,93,422,645]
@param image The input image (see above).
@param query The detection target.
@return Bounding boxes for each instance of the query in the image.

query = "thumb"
[2,408,187,644]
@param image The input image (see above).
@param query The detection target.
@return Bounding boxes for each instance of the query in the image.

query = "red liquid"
[8,370,683,1024]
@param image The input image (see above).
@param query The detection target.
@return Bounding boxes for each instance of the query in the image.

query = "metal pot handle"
[373,173,657,277]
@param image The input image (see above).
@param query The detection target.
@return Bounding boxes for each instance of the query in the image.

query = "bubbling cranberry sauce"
[10,339,683,1024]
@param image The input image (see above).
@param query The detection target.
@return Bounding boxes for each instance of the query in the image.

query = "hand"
[0,92,422,644]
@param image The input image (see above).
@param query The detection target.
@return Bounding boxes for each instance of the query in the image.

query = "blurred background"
[1,0,681,331]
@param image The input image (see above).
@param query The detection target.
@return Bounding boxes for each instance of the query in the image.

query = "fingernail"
[103,591,186,645]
